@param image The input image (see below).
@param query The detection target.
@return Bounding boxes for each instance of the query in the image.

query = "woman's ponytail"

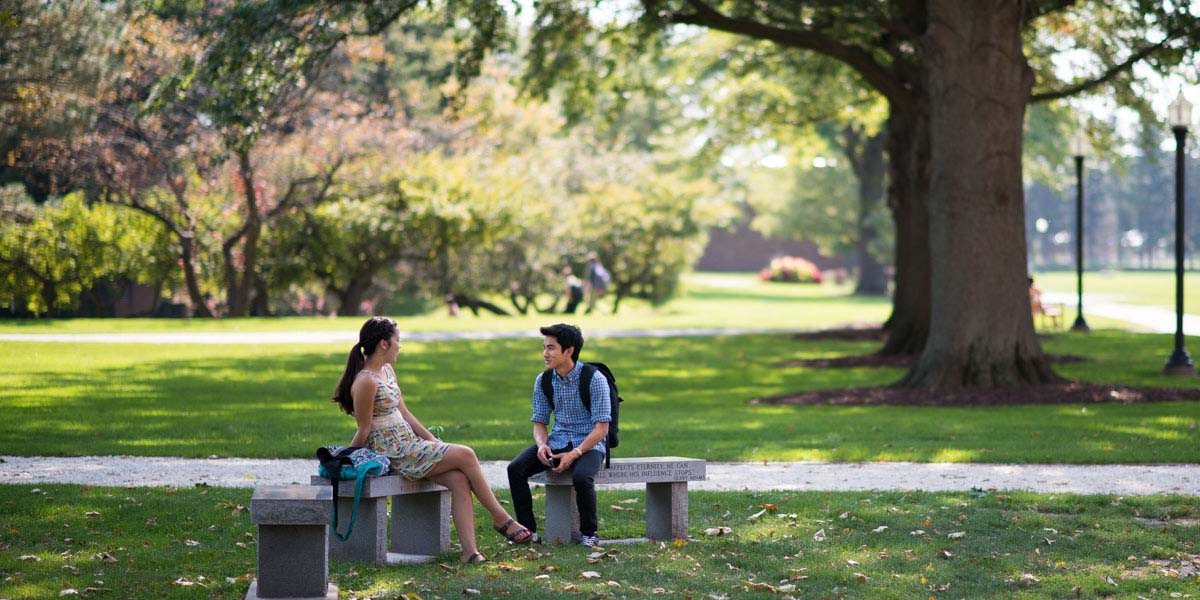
[331,318,398,414]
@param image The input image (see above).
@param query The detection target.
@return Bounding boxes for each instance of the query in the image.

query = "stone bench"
[530,456,706,544]
[310,474,450,564]
[248,485,337,600]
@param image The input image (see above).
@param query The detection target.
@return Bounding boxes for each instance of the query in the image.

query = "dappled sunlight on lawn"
[928,447,982,462]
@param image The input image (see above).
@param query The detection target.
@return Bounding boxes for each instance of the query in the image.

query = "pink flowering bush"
[758,256,823,284]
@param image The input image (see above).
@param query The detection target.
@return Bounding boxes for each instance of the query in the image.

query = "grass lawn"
[0,273,890,334]
[3,329,1198,464]
[1035,270,1200,314]
[2,483,1198,599]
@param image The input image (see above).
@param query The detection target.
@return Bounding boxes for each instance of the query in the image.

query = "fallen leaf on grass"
[846,559,860,566]
[761,503,777,511]
[534,574,550,580]
[744,581,778,592]
[609,505,628,511]
[703,527,732,536]
[463,589,481,596]
[910,529,926,536]
[172,577,195,587]
[872,526,889,533]
[652,588,668,594]
[747,509,767,521]
[19,555,41,562]
[579,571,601,579]
[812,528,826,542]
[497,563,521,572]
[538,564,559,572]
[854,572,869,582]
[947,531,966,539]
[605,580,621,587]
[1105,575,1118,587]
[182,540,200,547]
[82,587,111,594]
[620,498,638,504]
[93,553,117,564]
[940,550,954,559]
[1020,573,1040,584]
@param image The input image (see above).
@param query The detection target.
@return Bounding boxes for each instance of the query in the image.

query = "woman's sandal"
[462,551,488,564]
[493,518,534,544]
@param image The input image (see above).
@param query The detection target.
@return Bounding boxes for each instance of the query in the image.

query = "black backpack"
[540,362,622,468]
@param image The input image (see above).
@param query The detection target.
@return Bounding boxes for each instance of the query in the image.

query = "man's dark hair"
[540,323,583,361]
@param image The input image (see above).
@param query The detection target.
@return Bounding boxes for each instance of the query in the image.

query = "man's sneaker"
[580,534,599,547]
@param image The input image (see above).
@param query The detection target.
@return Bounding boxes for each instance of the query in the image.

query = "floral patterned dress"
[359,364,449,480]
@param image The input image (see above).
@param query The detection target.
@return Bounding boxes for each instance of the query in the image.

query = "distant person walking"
[331,317,532,564]
[583,252,611,314]
[562,267,584,314]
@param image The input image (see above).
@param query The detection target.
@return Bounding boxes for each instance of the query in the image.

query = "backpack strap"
[332,464,370,542]
[540,369,556,411]
[579,363,597,413]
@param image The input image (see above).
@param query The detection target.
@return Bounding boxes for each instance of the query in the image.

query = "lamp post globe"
[1068,127,1090,332]
[1165,90,1195,376]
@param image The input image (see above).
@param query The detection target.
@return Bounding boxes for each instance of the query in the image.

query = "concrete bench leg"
[544,484,581,544]
[327,495,387,564]
[252,525,334,599]
[646,482,689,541]
[390,490,451,555]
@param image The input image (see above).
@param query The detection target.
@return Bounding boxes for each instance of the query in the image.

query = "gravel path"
[4,456,1198,495]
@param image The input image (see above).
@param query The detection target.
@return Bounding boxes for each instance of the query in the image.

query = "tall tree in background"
[680,33,890,295]
[573,0,1200,388]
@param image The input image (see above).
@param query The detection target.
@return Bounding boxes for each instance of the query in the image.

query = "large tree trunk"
[900,0,1058,388]
[879,104,931,356]
[842,126,889,296]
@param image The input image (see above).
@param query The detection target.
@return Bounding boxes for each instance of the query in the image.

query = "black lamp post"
[1165,91,1195,376]
[1069,128,1090,332]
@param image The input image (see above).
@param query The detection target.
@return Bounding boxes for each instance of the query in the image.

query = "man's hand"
[537,444,554,466]
[551,448,582,474]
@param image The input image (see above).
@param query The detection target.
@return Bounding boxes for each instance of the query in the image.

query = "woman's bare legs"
[426,444,521,530]
[426,469,478,561]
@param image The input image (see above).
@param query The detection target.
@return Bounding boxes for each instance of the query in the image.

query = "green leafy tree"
[526,0,1200,388]
[0,187,172,316]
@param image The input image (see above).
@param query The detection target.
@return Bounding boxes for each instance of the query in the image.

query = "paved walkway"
[3,456,1198,495]
[1042,292,1199,335]
[0,295,1193,345]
